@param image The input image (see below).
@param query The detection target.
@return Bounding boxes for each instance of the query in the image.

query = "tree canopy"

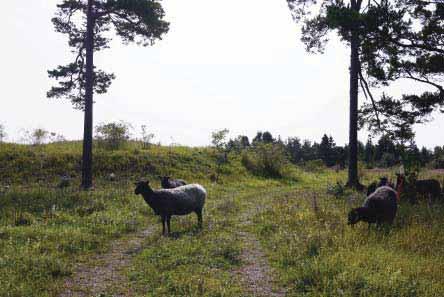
[47,0,169,109]
[359,0,444,142]
[287,0,443,186]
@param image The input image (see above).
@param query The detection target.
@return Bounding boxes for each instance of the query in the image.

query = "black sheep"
[415,179,442,201]
[348,186,398,228]
[366,177,393,196]
[159,176,187,189]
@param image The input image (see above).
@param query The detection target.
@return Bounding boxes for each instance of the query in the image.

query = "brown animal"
[415,179,442,201]
[348,186,398,229]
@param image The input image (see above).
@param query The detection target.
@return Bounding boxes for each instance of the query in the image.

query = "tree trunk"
[347,30,360,189]
[81,0,95,190]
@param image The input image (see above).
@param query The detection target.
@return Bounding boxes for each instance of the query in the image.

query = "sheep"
[396,173,441,203]
[134,180,206,236]
[415,179,441,201]
[348,186,398,229]
[366,176,393,196]
[159,176,187,189]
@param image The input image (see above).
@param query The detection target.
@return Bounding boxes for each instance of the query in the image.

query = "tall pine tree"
[48,0,169,189]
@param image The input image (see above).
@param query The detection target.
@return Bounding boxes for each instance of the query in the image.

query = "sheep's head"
[159,176,172,188]
[347,208,361,225]
[379,176,388,186]
[134,180,150,195]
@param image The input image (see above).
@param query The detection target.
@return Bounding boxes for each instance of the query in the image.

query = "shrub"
[0,124,6,143]
[140,125,155,149]
[211,129,230,182]
[428,157,444,169]
[326,182,345,198]
[303,159,325,173]
[241,144,287,178]
[21,128,50,145]
[95,121,131,150]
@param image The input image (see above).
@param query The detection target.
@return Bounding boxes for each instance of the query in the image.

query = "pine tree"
[48,0,169,189]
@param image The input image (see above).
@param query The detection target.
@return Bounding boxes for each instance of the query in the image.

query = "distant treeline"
[2,123,443,170]
[226,131,444,169]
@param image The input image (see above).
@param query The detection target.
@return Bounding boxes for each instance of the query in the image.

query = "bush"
[140,125,155,149]
[241,144,287,178]
[326,182,345,198]
[21,128,50,145]
[0,124,6,143]
[303,159,325,173]
[95,121,131,150]
[428,157,444,169]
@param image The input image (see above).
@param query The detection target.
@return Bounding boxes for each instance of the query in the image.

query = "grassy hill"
[1,142,444,296]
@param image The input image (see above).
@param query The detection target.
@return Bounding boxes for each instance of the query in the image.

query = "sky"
[0,0,443,148]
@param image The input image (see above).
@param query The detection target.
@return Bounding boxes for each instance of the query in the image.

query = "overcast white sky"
[0,0,443,148]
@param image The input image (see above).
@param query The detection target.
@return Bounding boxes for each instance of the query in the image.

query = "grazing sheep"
[366,177,393,196]
[134,180,206,235]
[159,176,187,189]
[348,186,398,228]
[415,179,441,201]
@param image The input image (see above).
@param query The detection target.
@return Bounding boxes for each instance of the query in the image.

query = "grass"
[0,185,151,297]
[251,184,444,296]
[1,142,444,296]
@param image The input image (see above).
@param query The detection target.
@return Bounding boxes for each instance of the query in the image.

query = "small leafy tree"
[49,132,67,143]
[140,125,155,149]
[0,124,6,143]
[95,121,131,150]
[48,0,169,189]
[211,129,230,182]
[21,128,50,146]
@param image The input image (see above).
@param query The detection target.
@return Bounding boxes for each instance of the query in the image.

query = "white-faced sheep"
[159,176,187,189]
[348,186,398,229]
[134,180,206,235]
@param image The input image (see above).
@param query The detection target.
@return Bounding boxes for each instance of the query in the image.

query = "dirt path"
[235,198,286,297]
[236,231,286,297]
[59,226,155,297]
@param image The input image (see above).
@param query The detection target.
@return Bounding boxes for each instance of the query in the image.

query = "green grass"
[251,184,444,296]
[0,185,152,296]
[1,142,444,297]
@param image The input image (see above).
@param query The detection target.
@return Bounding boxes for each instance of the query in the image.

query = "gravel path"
[59,227,155,297]
[236,231,286,297]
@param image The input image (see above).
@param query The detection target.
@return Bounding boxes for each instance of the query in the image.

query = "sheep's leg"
[166,215,171,235]
[161,215,166,236]
[196,209,203,228]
